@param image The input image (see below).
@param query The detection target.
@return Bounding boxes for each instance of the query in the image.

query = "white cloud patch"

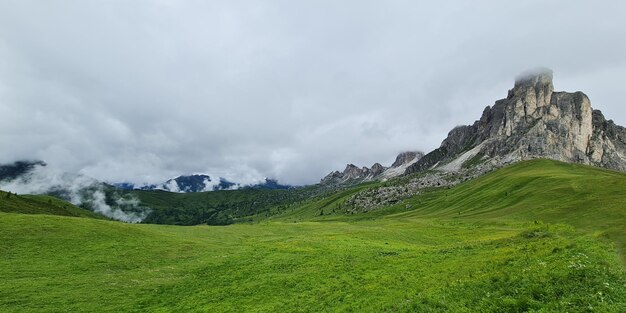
[201,177,220,192]
[159,180,182,193]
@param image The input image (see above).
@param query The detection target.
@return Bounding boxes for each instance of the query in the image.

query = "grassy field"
[1,159,625,312]
[1,213,624,312]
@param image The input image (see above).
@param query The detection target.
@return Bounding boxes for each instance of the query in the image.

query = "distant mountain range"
[114,175,291,192]
[320,151,424,185]
[0,160,291,194]
[114,175,236,192]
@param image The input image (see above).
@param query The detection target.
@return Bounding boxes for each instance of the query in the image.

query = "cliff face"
[407,69,626,174]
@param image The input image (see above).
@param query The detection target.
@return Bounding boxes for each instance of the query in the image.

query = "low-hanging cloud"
[88,189,148,223]
[1,1,625,185]
[0,164,149,223]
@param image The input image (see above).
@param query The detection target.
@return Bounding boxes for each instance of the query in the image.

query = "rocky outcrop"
[392,152,423,167]
[321,164,378,185]
[370,163,386,177]
[321,151,423,185]
[406,69,626,175]
[587,110,626,171]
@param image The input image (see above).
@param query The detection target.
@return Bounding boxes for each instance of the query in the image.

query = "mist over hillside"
[0,161,147,222]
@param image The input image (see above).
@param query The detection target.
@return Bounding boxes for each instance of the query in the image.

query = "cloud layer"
[1,1,625,185]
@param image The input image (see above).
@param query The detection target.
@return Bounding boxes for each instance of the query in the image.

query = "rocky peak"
[513,68,554,89]
[392,151,423,167]
[320,171,343,184]
[320,151,423,185]
[370,163,385,176]
[343,164,358,173]
[342,164,365,180]
[505,68,554,116]
[406,69,626,175]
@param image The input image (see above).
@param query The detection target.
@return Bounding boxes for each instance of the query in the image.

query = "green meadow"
[1,160,625,312]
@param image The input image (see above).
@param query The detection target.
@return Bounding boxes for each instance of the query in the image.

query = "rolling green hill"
[394,159,626,260]
[267,159,626,261]
[0,190,104,219]
[398,159,626,225]
[1,160,625,312]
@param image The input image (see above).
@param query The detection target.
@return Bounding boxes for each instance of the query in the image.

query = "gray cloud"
[1,1,625,185]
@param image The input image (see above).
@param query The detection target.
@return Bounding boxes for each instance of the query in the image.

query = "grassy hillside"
[1,212,624,312]
[1,159,625,311]
[393,159,626,259]
[132,185,337,225]
[266,159,626,261]
[0,190,104,219]
[398,160,625,225]
[244,181,382,222]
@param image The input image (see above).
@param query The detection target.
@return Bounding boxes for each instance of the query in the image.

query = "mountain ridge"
[117,175,292,192]
[320,151,424,185]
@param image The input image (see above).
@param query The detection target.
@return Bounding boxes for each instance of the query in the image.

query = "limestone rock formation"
[406,68,626,175]
[370,163,386,177]
[321,151,423,185]
[392,152,424,167]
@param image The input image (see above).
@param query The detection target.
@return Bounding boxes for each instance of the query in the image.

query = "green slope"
[0,190,104,219]
[267,159,625,260]
[1,213,624,312]
[399,159,626,224]
[391,159,626,259]
[132,185,334,225]
[257,181,383,222]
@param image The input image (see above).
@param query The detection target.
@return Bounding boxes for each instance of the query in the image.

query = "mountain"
[119,176,292,193]
[171,175,238,191]
[127,175,238,193]
[406,68,626,175]
[321,151,424,185]
[243,178,293,190]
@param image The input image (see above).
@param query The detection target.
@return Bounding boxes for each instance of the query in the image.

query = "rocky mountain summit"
[321,151,424,185]
[392,152,422,167]
[406,68,626,175]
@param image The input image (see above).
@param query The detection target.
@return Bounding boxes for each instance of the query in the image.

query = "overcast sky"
[1,1,625,185]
